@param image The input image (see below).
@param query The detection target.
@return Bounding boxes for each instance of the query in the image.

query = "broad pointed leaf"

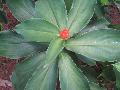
[66,29,120,61]
[6,0,35,21]
[81,17,109,34]
[24,58,58,90]
[44,38,64,64]
[24,38,64,90]
[113,62,120,89]
[76,54,96,66]
[35,0,67,28]
[15,18,59,42]
[0,30,47,59]
[12,53,45,90]
[68,0,96,36]
[58,53,90,90]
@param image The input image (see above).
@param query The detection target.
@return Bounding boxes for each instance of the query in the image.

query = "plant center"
[59,28,70,40]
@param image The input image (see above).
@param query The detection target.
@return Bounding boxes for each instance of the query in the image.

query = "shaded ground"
[0,57,16,90]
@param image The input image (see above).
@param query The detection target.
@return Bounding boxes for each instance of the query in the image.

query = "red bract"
[59,28,70,40]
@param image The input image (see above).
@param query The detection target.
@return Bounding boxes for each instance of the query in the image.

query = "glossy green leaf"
[76,54,96,66]
[66,29,120,61]
[12,53,45,90]
[113,62,120,89]
[0,30,47,59]
[15,18,59,42]
[44,38,64,64]
[6,0,35,21]
[25,60,58,90]
[25,38,64,90]
[35,0,67,28]
[68,0,96,36]
[59,52,90,90]
[81,17,109,34]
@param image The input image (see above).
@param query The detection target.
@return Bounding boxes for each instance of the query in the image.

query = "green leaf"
[76,54,96,66]
[89,82,105,90]
[100,0,110,5]
[44,38,64,64]
[12,52,58,90]
[35,0,67,28]
[113,62,120,89]
[101,65,115,81]
[109,24,120,30]
[0,10,8,24]
[79,65,105,89]
[0,30,47,59]
[94,4,105,19]
[25,59,58,90]
[15,18,59,42]
[24,38,64,90]
[68,0,96,36]
[64,0,73,13]
[12,53,45,90]
[0,1,2,10]
[79,66,98,83]
[116,2,120,10]
[81,17,110,34]
[0,26,1,31]
[58,52,90,90]
[66,29,120,61]
[6,0,35,21]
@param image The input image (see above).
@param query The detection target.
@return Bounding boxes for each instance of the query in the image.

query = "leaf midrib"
[66,44,120,47]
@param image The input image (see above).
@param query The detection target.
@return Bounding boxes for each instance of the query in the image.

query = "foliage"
[0,0,120,90]
[0,0,8,31]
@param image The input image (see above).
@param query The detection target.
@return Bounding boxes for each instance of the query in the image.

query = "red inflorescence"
[59,28,70,40]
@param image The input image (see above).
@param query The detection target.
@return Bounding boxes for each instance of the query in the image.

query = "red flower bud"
[59,28,70,40]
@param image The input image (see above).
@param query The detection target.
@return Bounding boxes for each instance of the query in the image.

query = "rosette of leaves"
[1,0,120,90]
